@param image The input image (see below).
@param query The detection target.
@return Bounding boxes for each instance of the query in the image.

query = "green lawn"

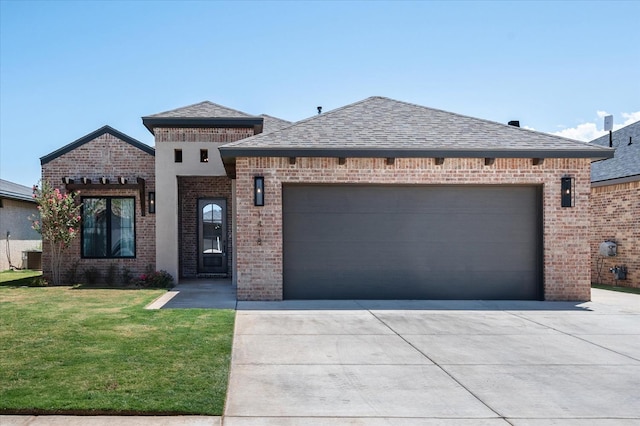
[0,286,235,415]
[592,283,640,295]
[0,269,44,286]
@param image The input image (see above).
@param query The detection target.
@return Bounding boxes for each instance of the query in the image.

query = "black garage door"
[283,184,542,300]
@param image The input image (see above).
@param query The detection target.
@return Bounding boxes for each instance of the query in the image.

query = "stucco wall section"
[235,157,592,301]
[154,127,255,282]
[590,180,640,288]
[41,133,155,284]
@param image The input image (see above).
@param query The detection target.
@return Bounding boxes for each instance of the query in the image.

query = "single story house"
[41,96,613,300]
[589,120,639,288]
[0,179,42,270]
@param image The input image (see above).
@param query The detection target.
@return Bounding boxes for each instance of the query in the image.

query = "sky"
[1,0,639,188]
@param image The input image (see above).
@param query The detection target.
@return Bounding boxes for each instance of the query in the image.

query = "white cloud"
[621,111,640,125]
[554,122,605,141]
[553,110,640,141]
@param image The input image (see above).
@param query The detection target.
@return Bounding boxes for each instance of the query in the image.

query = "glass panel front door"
[198,199,227,274]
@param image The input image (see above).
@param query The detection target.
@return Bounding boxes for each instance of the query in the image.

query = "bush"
[105,263,118,287]
[83,267,102,286]
[131,270,174,289]
[64,261,80,285]
[121,266,133,285]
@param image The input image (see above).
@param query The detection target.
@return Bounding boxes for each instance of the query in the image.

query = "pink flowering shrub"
[31,180,82,285]
[130,270,174,288]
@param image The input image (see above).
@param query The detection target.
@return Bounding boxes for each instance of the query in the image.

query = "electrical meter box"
[599,241,617,257]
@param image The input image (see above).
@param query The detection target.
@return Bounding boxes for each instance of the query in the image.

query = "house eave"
[142,117,264,135]
[219,147,614,179]
[41,125,154,165]
[591,174,640,187]
[219,147,614,160]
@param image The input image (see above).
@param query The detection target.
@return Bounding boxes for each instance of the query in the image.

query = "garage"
[283,184,542,300]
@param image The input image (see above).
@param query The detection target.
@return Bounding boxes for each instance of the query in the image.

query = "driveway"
[225,289,640,424]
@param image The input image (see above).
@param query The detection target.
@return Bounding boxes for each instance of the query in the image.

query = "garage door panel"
[283,185,542,300]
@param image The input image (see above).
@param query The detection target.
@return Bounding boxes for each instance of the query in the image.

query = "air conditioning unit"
[599,241,617,257]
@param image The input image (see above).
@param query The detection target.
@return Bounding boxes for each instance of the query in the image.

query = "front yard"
[0,285,234,415]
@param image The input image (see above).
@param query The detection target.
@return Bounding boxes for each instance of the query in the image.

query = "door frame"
[197,198,228,274]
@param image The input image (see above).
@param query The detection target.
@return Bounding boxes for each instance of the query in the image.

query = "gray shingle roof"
[590,120,640,183]
[0,179,36,203]
[260,114,292,133]
[145,101,253,118]
[142,102,291,135]
[220,96,614,159]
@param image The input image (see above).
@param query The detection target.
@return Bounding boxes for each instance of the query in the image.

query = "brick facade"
[590,180,640,288]
[235,157,592,301]
[178,176,233,278]
[153,127,255,143]
[41,133,155,284]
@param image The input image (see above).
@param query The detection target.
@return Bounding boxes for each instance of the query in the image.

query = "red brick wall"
[590,180,640,288]
[235,157,592,301]
[41,133,155,284]
[154,127,254,143]
[177,176,233,278]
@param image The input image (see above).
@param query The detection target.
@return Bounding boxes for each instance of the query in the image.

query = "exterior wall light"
[100,177,110,185]
[254,176,265,206]
[62,177,74,184]
[81,177,91,184]
[148,192,155,214]
[561,176,574,207]
[118,176,128,184]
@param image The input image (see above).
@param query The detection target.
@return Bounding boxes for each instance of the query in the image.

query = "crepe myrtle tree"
[31,180,82,285]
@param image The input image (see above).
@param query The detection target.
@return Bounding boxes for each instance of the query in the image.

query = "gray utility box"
[599,241,617,257]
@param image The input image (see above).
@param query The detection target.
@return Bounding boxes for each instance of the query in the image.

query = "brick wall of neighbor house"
[41,133,155,284]
[234,157,592,301]
[178,176,233,278]
[590,180,640,288]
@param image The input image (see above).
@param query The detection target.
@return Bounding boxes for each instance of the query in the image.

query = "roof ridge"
[145,100,253,118]
[40,125,154,165]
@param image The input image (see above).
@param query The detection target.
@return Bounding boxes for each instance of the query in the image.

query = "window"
[82,197,135,258]
[200,149,209,162]
[174,149,183,163]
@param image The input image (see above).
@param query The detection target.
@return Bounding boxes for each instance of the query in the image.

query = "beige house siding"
[235,157,592,301]
[0,197,41,271]
[590,180,640,288]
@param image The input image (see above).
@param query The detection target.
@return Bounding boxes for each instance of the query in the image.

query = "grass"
[0,269,44,286]
[0,286,235,415]
[592,283,640,295]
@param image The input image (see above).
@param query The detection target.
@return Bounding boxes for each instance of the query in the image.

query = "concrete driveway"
[225,289,640,425]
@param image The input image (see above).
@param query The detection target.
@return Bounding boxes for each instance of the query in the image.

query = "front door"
[198,199,227,274]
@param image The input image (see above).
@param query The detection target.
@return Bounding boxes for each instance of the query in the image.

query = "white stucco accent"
[154,140,229,283]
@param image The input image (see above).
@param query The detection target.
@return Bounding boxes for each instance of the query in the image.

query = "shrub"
[83,267,102,286]
[121,266,133,285]
[105,263,118,287]
[64,260,80,285]
[131,270,174,289]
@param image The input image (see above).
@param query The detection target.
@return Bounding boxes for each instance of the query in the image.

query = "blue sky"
[1,0,638,187]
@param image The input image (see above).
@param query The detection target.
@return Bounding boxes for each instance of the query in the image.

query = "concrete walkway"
[4,288,640,425]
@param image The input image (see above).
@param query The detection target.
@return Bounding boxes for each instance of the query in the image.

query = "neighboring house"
[590,121,639,288]
[0,179,41,270]
[41,97,613,300]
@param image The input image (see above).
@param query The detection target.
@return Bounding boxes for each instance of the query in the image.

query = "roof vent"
[317,106,322,115]
[508,120,520,127]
